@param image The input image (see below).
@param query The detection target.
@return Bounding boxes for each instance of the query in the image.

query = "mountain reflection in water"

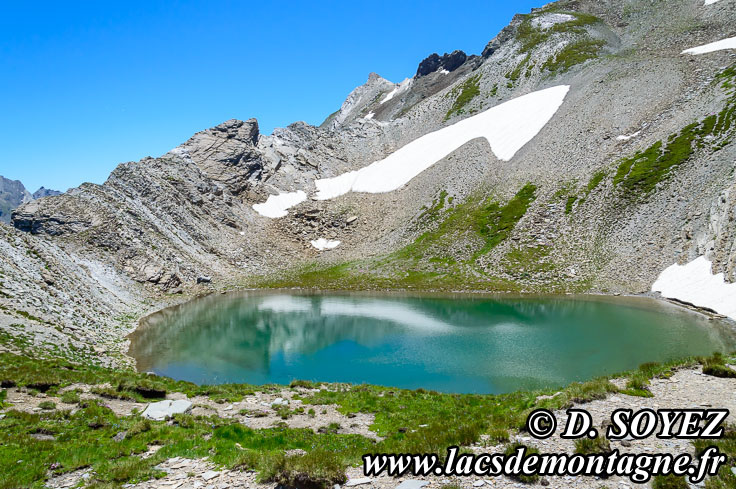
[128,292,736,394]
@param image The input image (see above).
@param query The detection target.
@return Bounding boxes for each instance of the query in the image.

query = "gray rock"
[201,470,220,481]
[395,481,429,489]
[197,276,212,284]
[345,477,372,486]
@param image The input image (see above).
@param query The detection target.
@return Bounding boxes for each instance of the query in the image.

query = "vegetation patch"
[445,74,482,120]
[515,10,601,55]
[506,54,531,82]
[574,435,611,454]
[613,71,736,199]
[701,352,736,378]
[541,39,605,73]
[502,245,555,278]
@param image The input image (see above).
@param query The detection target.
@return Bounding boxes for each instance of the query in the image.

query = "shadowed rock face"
[0,176,32,224]
[416,50,468,77]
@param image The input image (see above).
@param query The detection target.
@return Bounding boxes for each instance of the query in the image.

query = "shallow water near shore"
[128,291,736,394]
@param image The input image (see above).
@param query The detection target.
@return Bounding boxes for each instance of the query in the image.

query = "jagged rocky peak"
[415,50,467,77]
[32,187,61,199]
[0,176,33,224]
[482,14,523,58]
[325,72,395,129]
[167,118,265,194]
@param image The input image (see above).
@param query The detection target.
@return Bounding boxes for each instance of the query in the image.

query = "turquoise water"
[128,292,736,394]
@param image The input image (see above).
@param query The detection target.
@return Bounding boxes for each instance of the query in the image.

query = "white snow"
[439,69,450,75]
[616,130,641,141]
[252,191,306,218]
[310,238,341,251]
[651,255,736,320]
[315,85,570,200]
[364,112,374,120]
[380,78,412,104]
[704,0,721,5]
[682,36,736,55]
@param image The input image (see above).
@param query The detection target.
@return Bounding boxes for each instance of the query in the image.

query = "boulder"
[141,399,192,420]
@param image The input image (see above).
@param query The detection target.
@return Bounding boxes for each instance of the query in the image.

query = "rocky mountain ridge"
[0,0,735,365]
[0,176,60,223]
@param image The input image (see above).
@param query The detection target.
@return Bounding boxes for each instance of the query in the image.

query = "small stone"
[345,478,372,487]
[201,470,220,481]
[113,431,127,442]
[271,397,289,407]
[473,481,486,487]
[540,478,550,486]
[396,481,429,489]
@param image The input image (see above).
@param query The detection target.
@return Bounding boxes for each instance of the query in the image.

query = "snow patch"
[310,238,341,251]
[364,112,374,120]
[704,0,721,5]
[252,191,307,218]
[439,69,450,75]
[315,85,570,200]
[616,130,641,141]
[682,36,736,55]
[652,256,736,320]
[380,78,412,104]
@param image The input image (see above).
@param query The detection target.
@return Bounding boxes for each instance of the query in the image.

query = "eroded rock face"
[169,118,265,195]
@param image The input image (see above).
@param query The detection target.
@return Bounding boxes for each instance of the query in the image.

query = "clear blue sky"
[0,1,541,192]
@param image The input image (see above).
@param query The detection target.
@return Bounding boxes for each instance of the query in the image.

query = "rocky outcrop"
[168,119,264,195]
[415,50,468,77]
[0,176,32,224]
[32,187,61,199]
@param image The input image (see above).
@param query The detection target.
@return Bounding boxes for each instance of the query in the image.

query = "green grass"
[445,74,482,120]
[506,54,531,82]
[701,352,736,378]
[515,10,601,55]
[574,435,611,454]
[541,39,605,73]
[0,349,733,488]
[502,245,555,278]
[692,425,736,489]
[614,78,736,199]
[652,474,690,489]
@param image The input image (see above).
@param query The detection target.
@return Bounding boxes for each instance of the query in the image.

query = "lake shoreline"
[125,288,736,393]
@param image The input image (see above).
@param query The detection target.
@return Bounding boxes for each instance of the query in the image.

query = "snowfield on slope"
[315,85,570,200]
[380,78,412,104]
[252,191,306,218]
[682,36,736,55]
[651,256,736,320]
